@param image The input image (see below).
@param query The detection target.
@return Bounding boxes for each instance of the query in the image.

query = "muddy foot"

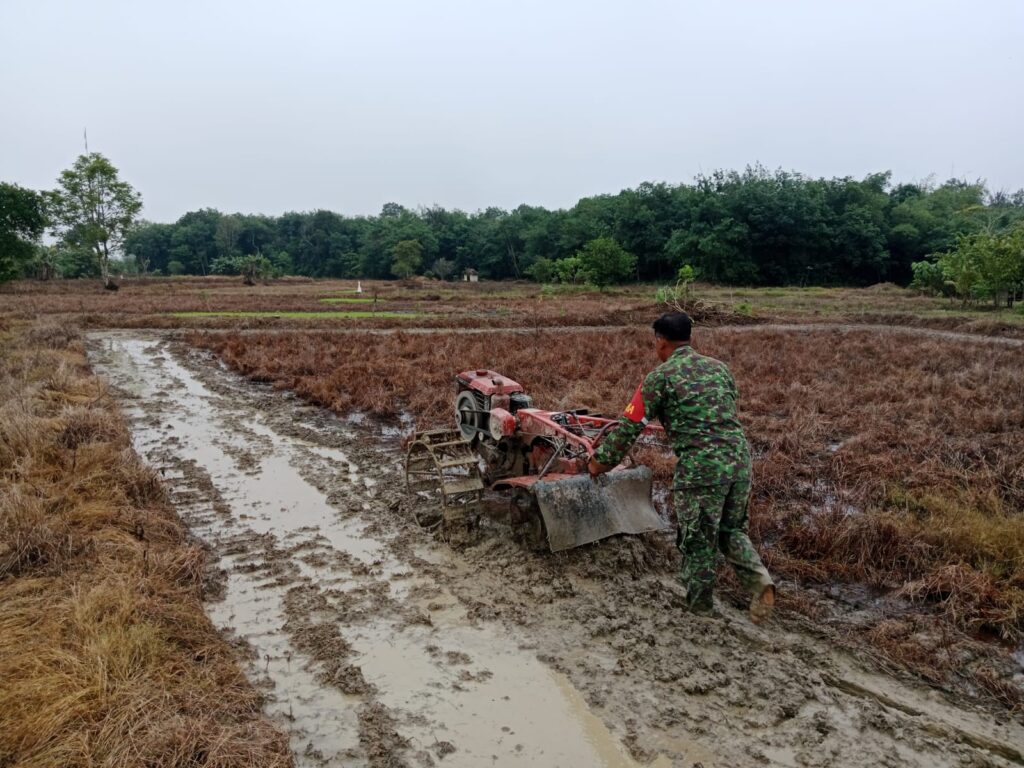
[749,584,775,625]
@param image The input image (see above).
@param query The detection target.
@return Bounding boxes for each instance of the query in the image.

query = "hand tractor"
[405,369,670,551]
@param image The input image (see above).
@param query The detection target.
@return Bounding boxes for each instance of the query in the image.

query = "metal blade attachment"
[532,466,669,552]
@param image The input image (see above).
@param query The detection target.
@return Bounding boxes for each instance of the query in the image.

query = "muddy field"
[191,322,1024,665]
[86,331,1024,768]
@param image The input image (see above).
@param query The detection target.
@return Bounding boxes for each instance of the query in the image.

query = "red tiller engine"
[455,368,657,477]
[444,369,669,550]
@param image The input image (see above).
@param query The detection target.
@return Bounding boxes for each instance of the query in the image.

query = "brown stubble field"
[191,325,1024,706]
[0,276,660,329]
[2,276,1024,336]
[0,322,290,766]
[3,275,1024,723]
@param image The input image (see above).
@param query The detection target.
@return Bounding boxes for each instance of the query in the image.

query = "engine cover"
[487,407,517,440]
[456,370,524,397]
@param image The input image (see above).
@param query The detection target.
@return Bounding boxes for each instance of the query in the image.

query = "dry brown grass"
[0,276,663,330]
[0,323,290,767]
[191,327,1024,647]
[5,276,1022,337]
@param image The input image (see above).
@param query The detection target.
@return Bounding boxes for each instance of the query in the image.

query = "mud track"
[88,332,1024,768]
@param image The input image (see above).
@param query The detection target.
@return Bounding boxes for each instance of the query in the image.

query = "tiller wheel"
[405,428,484,534]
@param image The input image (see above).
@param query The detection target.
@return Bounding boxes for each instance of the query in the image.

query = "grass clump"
[0,323,289,767]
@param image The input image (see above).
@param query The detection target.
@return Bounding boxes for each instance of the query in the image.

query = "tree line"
[2,154,1023,291]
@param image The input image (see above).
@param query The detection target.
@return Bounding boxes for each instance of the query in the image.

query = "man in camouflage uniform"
[588,312,775,623]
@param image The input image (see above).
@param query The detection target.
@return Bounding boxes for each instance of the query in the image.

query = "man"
[588,312,775,624]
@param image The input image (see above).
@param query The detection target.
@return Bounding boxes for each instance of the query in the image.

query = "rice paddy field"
[2,276,1023,768]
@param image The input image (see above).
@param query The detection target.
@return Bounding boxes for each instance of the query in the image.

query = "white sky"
[2,0,1022,222]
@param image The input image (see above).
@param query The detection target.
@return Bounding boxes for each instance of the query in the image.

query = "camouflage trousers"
[674,480,773,612]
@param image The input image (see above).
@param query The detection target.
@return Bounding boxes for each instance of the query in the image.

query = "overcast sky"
[2,0,1021,222]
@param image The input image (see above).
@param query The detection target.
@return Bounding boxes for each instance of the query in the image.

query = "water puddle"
[89,334,658,768]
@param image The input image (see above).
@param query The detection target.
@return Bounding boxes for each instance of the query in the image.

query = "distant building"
[463,268,479,283]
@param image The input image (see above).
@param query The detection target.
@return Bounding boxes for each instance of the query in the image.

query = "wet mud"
[88,332,1024,768]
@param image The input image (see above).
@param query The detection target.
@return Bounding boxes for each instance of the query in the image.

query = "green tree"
[949,230,1024,307]
[211,252,274,285]
[937,245,981,306]
[27,245,61,281]
[391,239,423,278]
[237,253,274,285]
[235,214,276,255]
[576,237,636,287]
[170,209,221,274]
[57,244,101,278]
[554,255,585,284]
[0,182,47,281]
[363,211,436,279]
[610,183,675,279]
[124,221,173,274]
[909,259,945,295]
[887,178,985,282]
[274,210,354,277]
[215,214,243,260]
[270,250,294,276]
[526,256,555,283]
[47,153,142,289]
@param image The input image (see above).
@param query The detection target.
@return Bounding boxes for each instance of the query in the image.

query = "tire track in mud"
[88,332,1024,768]
[88,334,660,768]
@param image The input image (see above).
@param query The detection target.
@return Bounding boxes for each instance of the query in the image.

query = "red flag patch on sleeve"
[622,385,646,423]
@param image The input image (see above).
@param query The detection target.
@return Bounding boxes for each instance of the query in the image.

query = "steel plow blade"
[532,466,670,552]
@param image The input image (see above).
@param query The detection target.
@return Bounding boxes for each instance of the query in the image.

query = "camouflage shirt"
[592,345,751,488]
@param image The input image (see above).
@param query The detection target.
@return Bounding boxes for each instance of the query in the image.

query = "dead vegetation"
[191,326,1024,690]
[4,276,1022,338]
[0,323,290,767]
[0,276,661,330]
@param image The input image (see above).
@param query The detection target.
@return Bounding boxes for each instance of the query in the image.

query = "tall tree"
[0,182,47,281]
[170,208,221,274]
[577,236,636,287]
[391,239,423,278]
[215,214,243,259]
[48,153,142,288]
[125,221,174,274]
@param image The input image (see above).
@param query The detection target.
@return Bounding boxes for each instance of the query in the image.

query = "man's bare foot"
[749,584,775,625]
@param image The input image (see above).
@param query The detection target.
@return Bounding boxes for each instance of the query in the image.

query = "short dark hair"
[652,312,692,342]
